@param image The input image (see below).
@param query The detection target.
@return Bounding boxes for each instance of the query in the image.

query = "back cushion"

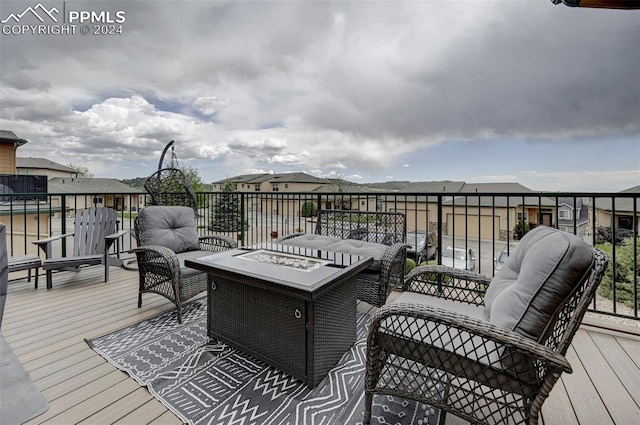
[484,225,593,342]
[137,206,200,253]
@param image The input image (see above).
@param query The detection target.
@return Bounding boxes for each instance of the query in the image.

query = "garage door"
[447,214,500,240]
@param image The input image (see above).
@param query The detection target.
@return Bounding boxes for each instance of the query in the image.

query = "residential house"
[47,177,145,214]
[16,157,79,179]
[443,183,557,241]
[384,182,556,241]
[212,173,274,192]
[213,172,330,193]
[585,185,640,235]
[381,181,465,232]
[0,130,28,173]
[213,172,333,216]
[0,130,57,255]
[557,197,590,239]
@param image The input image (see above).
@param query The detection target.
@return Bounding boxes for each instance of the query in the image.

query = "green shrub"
[300,201,316,217]
[513,219,530,240]
[597,237,640,309]
[405,258,416,274]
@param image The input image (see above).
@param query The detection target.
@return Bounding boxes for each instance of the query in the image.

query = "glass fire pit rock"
[239,249,330,271]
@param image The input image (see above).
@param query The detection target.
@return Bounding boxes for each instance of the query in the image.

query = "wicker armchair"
[278,209,409,307]
[364,226,609,425]
[132,206,236,323]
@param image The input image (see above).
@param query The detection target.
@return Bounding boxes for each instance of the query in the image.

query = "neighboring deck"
[2,264,639,425]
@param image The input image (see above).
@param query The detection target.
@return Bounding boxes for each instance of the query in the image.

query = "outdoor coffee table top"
[185,242,372,300]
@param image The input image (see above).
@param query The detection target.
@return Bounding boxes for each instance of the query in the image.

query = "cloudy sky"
[1,0,638,191]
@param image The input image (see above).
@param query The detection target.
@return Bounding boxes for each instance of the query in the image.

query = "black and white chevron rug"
[86,298,442,425]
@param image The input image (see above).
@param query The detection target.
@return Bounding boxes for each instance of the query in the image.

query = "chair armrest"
[131,245,180,282]
[32,233,74,246]
[380,242,411,279]
[371,242,410,303]
[403,265,491,306]
[275,232,306,242]
[32,233,75,258]
[199,235,237,251]
[105,229,128,242]
[369,302,572,375]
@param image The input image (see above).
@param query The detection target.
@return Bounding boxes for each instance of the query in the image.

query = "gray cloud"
[1,1,638,181]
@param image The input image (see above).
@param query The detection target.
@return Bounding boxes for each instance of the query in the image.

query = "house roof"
[312,184,372,194]
[400,181,466,193]
[47,178,144,194]
[214,172,329,185]
[444,195,557,207]
[0,130,28,146]
[270,172,330,184]
[213,173,273,185]
[17,157,78,173]
[620,185,640,194]
[458,182,534,193]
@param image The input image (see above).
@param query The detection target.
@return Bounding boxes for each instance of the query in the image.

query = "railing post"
[61,195,67,257]
[437,195,443,265]
[239,192,245,246]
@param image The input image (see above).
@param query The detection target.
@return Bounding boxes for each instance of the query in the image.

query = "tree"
[330,174,352,210]
[597,237,640,309]
[208,181,247,232]
[300,201,317,217]
[181,165,207,193]
[67,162,93,177]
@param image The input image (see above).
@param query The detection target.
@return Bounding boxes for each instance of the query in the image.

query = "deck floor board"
[2,266,638,425]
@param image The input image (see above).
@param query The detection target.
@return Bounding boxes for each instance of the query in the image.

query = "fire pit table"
[185,242,372,387]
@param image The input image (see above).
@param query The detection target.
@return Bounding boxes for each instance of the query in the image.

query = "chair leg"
[27,269,31,282]
[364,392,373,424]
[138,292,142,308]
[176,306,183,324]
[34,268,39,289]
[46,270,53,289]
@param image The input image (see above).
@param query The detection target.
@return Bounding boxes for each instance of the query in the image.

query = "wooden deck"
[2,264,639,425]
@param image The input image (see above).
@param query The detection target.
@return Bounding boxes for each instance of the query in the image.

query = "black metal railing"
[1,190,638,320]
[0,174,47,201]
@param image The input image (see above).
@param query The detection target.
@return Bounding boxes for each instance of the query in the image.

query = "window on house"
[254,185,260,191]
[272,184,279,192]
[559,209,571,219]
[285,184,289,189]
[361,200,366,206]
[93,197,103,204]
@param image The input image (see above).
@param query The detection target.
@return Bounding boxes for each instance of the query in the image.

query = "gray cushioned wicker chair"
[278,209,409,307]
[364,225,609,425]
[132,205,236,323]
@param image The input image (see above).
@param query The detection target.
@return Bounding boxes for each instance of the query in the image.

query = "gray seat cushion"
[386,292,500,367]
[281,234,388,271]
[394,291,487,321]
[484,225,594,342]
[175,251,212,278]
[137,206,200,254]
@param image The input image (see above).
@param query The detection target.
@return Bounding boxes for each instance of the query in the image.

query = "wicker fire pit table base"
[185,243,373,388]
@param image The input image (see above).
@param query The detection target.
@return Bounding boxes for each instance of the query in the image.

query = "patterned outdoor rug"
[86,298,442,425]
